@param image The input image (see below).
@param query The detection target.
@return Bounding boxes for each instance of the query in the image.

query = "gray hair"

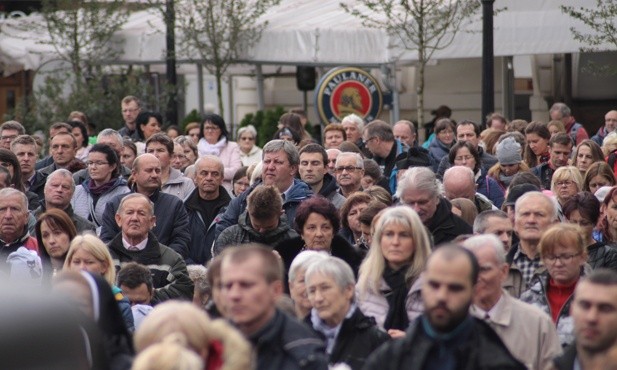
[305,256,356,295]
[237,125,257,139]
[473,210,508,234]
[463,234,506,265]
[187,265,210,297]
[550,102,571,118]
[194,155,224,177]
[288,250,329,282]
[45,169,76,192]
[394,120,416,134]
[0,188,27,211]
[117,193,154,216]
[97,129,123,144]
[0,120,25,135]
[364,120,394,142]
[396,166,441,199]
[341,114,364,132]
[335,152,363,168]
[262,139,299,166]
[515,191,558,220]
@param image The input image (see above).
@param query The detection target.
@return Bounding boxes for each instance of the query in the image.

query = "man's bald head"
[443,166,476,201]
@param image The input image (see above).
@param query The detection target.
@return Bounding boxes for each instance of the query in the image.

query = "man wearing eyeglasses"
[0,121,25,151]
[531,132,574,190]
[362,120,407,193]
[119,96,142,140]
[334,152,364,198]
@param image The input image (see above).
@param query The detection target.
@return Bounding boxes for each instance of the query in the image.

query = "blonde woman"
[550,166,583,221]
[356,206,431,338]
[64,233,134,331]
[135,301,252,370]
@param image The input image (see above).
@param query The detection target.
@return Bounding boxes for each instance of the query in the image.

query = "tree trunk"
[215,69,225,117]
[417,56,425,133]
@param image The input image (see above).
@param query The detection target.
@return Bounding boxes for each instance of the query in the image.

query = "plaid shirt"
[512,248,542,288]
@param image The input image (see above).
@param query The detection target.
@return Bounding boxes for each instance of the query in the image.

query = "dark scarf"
[382,264,410,330]
[88,178,119,197]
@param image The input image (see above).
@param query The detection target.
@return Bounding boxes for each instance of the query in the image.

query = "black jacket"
[427,197,473,246]
[184,186,231,264]
[276,235,364,280]
[306,307,389,370]
[587,242,617,271]
[552,344,577,370]
[31,203,96,235]
[249,309,328,370]
[108,232,194,304]
[531,162,554,190]
[362,316,526,370]
[99,187,191,259]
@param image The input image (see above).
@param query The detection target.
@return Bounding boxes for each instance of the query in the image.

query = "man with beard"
[99,154,191,259]
[553,269,617,370]
[363,245,525,370]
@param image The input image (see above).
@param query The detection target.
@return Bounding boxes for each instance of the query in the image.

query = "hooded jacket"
[428,137,453,171]
[214,211,298,255]
[108,232,194,304]
[318,173,346,209]
[214,179,313,240]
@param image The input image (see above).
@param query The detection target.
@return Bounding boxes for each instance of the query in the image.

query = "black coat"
[249,309,328,370]
[362,316,526,370]
[427,197,473,246]
[305,307,389,370]
[587,242,617,271]
[552,344,577,370]
[276,235,364,281]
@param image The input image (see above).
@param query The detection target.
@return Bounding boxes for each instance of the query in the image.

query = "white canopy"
[0,0,611,76]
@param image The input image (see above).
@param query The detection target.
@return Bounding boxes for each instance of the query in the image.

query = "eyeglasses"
[454,155,473,162]
[0,135,17,142]
[335,166,362,173]
[240,137,255,141]
[203,126,220,132]
[86,161,109,167]
[363,137,377,145]
[555,180,574,187]
[544,252,581,264]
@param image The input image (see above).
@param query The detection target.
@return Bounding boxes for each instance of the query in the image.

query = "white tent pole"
[256,64,265,111]
[197,63,205,115]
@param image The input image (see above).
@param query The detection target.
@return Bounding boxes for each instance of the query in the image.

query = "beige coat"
[471,290,562,370]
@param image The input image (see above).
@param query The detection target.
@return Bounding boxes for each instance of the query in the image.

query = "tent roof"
[0,0,612,76]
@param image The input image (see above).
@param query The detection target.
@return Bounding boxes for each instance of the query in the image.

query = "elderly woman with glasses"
[563,192,617,270]
[521,223,590,347]
[304,256,389,369]
[237,125,262,167]
[550,166,583,221]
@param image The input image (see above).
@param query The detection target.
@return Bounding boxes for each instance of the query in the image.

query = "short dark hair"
[549,132,573,147]
[509,171,542,190]
[49,122,72,135]
[340,192,372,230]
[299,143,327,166]
[206,255,223,287]
[247,185,282,220]
[0,148,23,191]
[294,196,340,234]
[201,113,229,140]
[0,121,25,135]
[122,138,137,156]
[117,262,154,293]
[457,120,481,137]
[582,268,617,286]
[563,191,601,225]
[67,120,89,148]
[88,143,120,178]
[358,200,388,226]
[136,111,163,139]
[448,141,480,173]
[364,120,393,142]
[434,118,456,134]
[430,244,480,285]
[146,132,174,155]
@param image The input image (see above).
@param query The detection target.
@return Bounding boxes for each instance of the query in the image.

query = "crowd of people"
[2,98,617,370]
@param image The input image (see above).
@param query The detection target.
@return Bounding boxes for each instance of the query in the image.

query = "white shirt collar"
[122,236,148,251]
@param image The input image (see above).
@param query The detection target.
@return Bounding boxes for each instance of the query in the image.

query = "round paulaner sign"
[315,67,383,124]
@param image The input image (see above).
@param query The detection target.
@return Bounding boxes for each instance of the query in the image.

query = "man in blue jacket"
[214,140,312,240]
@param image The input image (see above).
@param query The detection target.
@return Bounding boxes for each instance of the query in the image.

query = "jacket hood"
[285,179,313,203]
[318,173,339,198]
[165,168,188,186]
[237,210,293,239]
